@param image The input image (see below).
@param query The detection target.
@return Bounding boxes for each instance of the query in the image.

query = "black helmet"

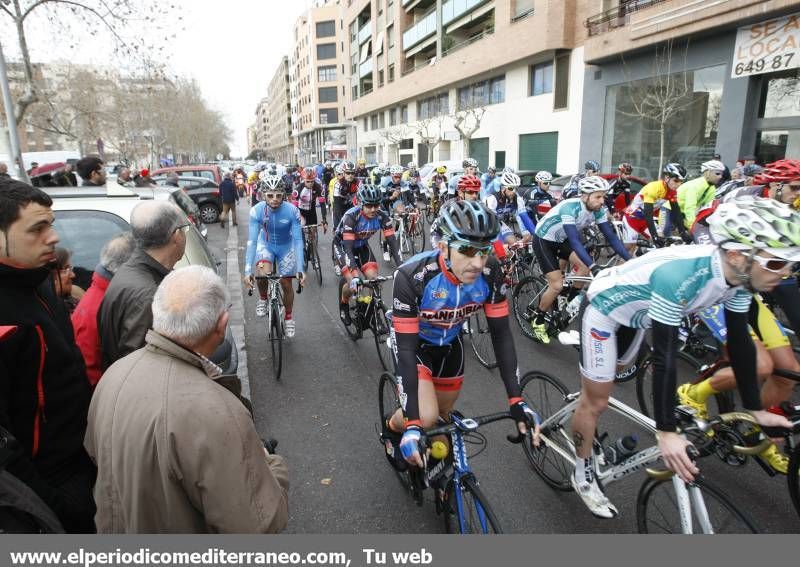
[584,160,600,172]
[357,184,382,205]
[436,200,500,245]
[342,161,356,173]
[662,163,687,180]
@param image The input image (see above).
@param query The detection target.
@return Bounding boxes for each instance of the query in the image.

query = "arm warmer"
[564,224,594,268]
[651,320,683,431]
[642,203,660,241]
[725,307,761,411]
[485,313,521,400]
[517,211,536,235]
[599,221,631,260]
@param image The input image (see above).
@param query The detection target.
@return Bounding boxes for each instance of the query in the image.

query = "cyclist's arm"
[381,212,402,265]
[516,196,535,234]
[723,294,761,412]
[563,224,594,268]
[340,217,358,277]
[667,201,690,239]
[244,206,261,275]
[642,203,660,240]
[392,270,422,425]
[650,320,684,431]
[598,220,631,260]
[768,279,800,335]
[483,258,522,401]
[290,207,304,272]
[681,183,704,228]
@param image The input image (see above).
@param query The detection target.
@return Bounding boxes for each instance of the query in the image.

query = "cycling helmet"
[662,163,687,180]
[463,157,478,168]
[357,158,366,165]
[357,184,382,205]
[701,159,726,173]
[436,165,447,174]
[500,171,521,188]
[389,165,404,176]
[259,175,285,192]
[487,166,496,174]
[342,161,356,173]
[618,162,633,175]
[708,197,800,259]
[584,160,601,172]
[407,161,418,170]
[501,166,516,174]
[300,167,317,181]
[334,164,344,175]
[757,159,800,184]
[457,174,481,193]
[437,200,500,245]
[578,176,610,194]
[742,164,763,178]
[535,170,553,183]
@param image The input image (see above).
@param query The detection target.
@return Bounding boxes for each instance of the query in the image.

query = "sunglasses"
[264,192,284,200]
[541,181,551,185]
[362,203,381,210]
[744,252,797,273]
[450,242,493,258]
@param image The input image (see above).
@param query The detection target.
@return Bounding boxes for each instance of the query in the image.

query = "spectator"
[219,172,238,228]
[117,167,133,187]
[0,162,9,179]
[0,177,95,532]
[98,201,188,370]
[72,233,135,388]
[52,247,84,313]
[76,156,106,186]
[26,161,39,176]
[134,168,154,188]
[86,265,289,533]
[165,172,180,187]
[52,164,78,187]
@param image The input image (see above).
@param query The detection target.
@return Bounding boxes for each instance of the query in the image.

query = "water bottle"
[604,435,638,465]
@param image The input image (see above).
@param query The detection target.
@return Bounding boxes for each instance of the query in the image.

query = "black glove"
[681,232,694,244]
[510,399,541,429]
[589,264,603,277]
[653,236,666,248]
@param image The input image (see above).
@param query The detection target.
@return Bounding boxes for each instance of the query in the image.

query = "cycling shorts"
[255,241,298,276]
[300,207,319,226]
[696,296,789,351]
[620,216,649,244]
[532,235,573,275]
[415,335,465,393]
[333,241,378,274]
[580,304,647,382]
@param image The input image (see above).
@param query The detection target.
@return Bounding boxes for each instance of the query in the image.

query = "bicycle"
[424,191,441,224]
[406,207,426,253]
[340,275,394,371]
[378,372,522,533]
[518,370,765,533]
[393,211,417,261]
[302,224,323,286]
[248,274,302,381]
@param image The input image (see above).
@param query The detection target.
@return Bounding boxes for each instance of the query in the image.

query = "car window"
[175,225,217,271]
[419,165,433,179]
[178,170,214,181]
[53,210,130,290]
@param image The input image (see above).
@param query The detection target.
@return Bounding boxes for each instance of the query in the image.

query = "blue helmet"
[584,160,601,172]
[357,184,382,205]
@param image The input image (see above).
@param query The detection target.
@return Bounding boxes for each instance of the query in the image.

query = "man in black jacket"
[0,178,95,532]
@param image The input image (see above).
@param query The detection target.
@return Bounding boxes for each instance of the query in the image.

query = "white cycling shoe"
[285,319,296,338]
[255,299,267,317]
[571,475,618,519]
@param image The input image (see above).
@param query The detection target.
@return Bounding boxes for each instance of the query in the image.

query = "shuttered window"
[519,132,558,172]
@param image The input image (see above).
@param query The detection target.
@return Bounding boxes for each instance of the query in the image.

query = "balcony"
[403,0,435,11]
[585,0,667,37]
[442,0,490,26]
[358,22,372,44]
[402,9,436,51]
[359,58,373,78]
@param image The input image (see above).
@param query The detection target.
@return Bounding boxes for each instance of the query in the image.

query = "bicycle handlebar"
[247,274,303,295]
[418,411,524,447]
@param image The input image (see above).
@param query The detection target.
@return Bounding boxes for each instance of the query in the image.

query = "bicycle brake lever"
[506,431,525,444]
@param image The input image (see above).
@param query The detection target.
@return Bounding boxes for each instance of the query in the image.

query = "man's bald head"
[130,200,184,250]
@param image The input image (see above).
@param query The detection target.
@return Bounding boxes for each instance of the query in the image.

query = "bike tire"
[511,275,548,341]
[636,476,759,533]
[414,214,426,251]
[371,303,393,372]
[519,371,574,491]
[442,474,503,534]
[378,373,411,491]
[270,299,283,381]
[789,442,800,520]
[313,242,323,286]
[467,310,497,370]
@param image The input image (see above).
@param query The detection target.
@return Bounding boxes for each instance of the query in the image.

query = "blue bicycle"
[378,372,521,534]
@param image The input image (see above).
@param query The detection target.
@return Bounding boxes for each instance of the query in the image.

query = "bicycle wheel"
[519,371,574,491]
[378,373,411,490]
[636,476,759,533]
[371,303,393,371]
[312,240,323,286]
[466,310,497,370]
[412,214,426,251]
[511,275,548,341]
[789,443,800,519]
[442,475,502,534]
[269,299,283,381]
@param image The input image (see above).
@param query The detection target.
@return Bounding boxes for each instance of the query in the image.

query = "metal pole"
[0,39,28,183]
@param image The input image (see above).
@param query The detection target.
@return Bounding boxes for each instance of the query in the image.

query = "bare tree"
[619,39,696,173]
[452,103,486,151]
[414,115,446,163]
[378,124,410,164]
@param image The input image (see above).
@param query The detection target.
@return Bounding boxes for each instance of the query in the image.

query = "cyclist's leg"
[273,245,298,321]
[360,244,379,280]
[568,251,591,289]
[531,235,563,314]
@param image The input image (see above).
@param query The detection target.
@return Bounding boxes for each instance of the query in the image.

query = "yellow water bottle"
[431,440,448,460]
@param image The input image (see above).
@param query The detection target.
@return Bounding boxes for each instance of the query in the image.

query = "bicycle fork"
[672,477,714,534]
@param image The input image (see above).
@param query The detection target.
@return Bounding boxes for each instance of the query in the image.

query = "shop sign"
[732,12,800,78]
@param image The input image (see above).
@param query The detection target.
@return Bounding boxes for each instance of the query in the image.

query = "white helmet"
[407,161,417,169]
[463,157,478,168]
[578,176,610,194]
[334,164,344,175]
[701,160,726,173]
[502,166,516,174]
[259,174,284,192]
[708,197,800,260]
[500,171,521,188]
[535,171,552,183]
[389,165,404,176]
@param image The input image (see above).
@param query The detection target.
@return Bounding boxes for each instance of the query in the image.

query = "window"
[316,20,335,38]
[531,61,553,96]
[514,0,534,19]
[378,70,384,87]
[319,87,338,103]
[457,75,505,109]
[317,43,336,59]
[319,108,339,124]
[352,85,359,101]
[400,138,413,150]
[390,107,397,125]
[554,52,570,110]
[318,65,337,82]
[417,93,449,119]
[401,104,408,122]
[755,130,800,163]
[379,112,385,128]
[759,69,800,119]
[363,117,369,131]
[370,114,379,129]
[387,24,395,48]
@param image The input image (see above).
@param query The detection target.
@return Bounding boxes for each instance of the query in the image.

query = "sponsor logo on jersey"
[425,262,438,272]
[393,298,411,312]
[413,271,425,281]
[590,327,611,341]
[420,302,481,322]
[432,288,448,299]
[355,230,377,240]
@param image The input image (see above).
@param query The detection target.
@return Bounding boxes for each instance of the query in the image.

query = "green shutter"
[519,132,558,172]
[494,151,506,169]
[469,137,489,171]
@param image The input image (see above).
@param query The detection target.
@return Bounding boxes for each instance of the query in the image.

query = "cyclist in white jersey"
[570,197,797,518]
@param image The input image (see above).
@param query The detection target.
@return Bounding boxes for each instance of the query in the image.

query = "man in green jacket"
[677,159,726,229]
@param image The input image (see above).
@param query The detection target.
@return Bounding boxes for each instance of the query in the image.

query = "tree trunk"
[658,120,666,175]
[12,0,38,124]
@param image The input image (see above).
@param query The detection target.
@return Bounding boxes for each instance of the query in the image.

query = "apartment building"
[290,0,351,163]
[345,0,589,175]
[266,56,293,163]
[247,123,258,156]
[579,0,800,179]
[256,97,270,152]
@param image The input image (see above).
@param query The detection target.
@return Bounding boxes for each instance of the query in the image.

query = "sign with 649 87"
[732,12,799,78]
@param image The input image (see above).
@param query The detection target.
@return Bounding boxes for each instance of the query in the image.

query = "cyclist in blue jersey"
[569,198,797,518]
[381,166,414,212]
[525,170,557,222]
[382,200,540,470]
[529,176,630,343]
[447,157,478,197]
[563,160,600,200]
[483,170,535,243]
[479,165,496,198]
[334,185,401,325]
[243,175,306,338]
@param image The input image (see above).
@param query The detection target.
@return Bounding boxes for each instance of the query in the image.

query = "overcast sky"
[1,0,314,157]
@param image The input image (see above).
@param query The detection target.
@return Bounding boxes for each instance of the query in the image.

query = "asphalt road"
[206,200,799,534]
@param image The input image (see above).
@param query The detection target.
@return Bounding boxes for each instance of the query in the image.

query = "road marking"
[225,207,250,400]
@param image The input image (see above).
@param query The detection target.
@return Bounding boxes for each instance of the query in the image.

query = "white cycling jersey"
[534,197,608,242]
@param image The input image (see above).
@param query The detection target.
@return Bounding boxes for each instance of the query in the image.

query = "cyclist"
[606,162,634,215]
[525,170,557,223]
[383,200,540,470]
[332,161,360,229]
[571,198,797,518]
[381,166,416,261]
[563,160,600,200]
[480,165,497,198]
[715,164,763,201]
[620,163,692,252]
[355,158,369,181]
[334,185,401,325]
[406,166,425,203]
[448,157,479,197]
[295,167,328,250]
[484,170,535,244]
[328,163,343,207]
[243,175,306,338]
[322,161,335,189]
[280,165,297,192]
[402,161,419,183]
[430,165,450,202]
[676,159,726,229]
[529,176,630,344]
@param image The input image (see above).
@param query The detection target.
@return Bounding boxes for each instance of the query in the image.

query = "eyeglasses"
[58,265,74,274]
[744,252,797,273]
[264,192,284,200]
[708,171,724,176]
[174,223,191,234]
[362,203,381,210]
[450,242,493,258]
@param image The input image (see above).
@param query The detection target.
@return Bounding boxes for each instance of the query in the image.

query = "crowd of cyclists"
[240,154,800,522]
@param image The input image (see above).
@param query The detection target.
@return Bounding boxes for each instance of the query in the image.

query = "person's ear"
[216,310,229,337]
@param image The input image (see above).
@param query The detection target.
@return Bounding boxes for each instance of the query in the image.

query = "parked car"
[44,185,237,375]
[151,175,223,224]
[550,173,648,202]
[150,164,223,185]
[419,160,465,187]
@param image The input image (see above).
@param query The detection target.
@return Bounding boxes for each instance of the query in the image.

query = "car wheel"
[200,203,220,224]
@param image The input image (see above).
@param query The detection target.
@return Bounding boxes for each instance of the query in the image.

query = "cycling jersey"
[381,180,415,211]
[562,173,586,200]
[334,206,400,273]
[484,193,535,235]
[535,198,609,242]
[677,176,716,229]
[606,177,632,213]
[625,180,676,220]
[244,201,305,275]
[479,173,496,199]
[524,187,557,221]
[697,295,790,351]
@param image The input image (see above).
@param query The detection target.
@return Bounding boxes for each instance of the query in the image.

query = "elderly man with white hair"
[86,265,289,533]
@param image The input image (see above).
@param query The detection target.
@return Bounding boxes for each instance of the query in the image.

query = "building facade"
[290,0,351,164]
[266,56,293,163]
[579,0,800,179]
[247,123,258,157]
[344,0,589,175]
[255,97,270,154]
